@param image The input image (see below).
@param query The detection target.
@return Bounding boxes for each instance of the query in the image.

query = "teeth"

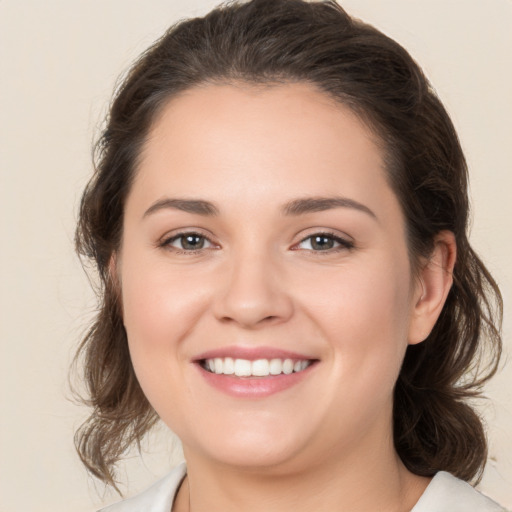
[252,359,270,376]
[223,357,235,375]
[283,359,294,375]
[203,357,312,377]
[269,358,283,375]
[234,359,252,377]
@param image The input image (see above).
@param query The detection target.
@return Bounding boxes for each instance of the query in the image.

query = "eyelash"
[159,230,354,256]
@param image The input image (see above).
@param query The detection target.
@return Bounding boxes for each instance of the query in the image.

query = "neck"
[173,428,430,512]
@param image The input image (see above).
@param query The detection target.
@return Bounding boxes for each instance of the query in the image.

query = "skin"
[117,82,456,511]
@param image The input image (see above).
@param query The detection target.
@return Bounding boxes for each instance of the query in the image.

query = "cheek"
[120,266,210,430]
[119,252,212,405]
[121,251,210,347]
[305,259,413,386]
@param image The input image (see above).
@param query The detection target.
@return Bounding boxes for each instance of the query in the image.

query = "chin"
[204,444,307,474]
[180,417,315,472]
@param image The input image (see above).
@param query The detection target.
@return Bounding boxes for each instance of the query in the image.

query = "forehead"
[130,82,397,221]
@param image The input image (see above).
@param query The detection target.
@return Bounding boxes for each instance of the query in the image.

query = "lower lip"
[196,363,317,398]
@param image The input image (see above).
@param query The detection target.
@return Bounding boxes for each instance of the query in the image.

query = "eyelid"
[157,228,354,254]
[292,230,355,252]
[297,227,352,241]
[158,228,219,251]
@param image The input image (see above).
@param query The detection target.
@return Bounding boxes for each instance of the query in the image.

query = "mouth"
[199,357,315,377]
[194,349,319,398]
[193,346,319,397]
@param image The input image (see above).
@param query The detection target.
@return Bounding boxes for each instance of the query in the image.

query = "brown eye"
[163,232,213,251]
[180,234,206,250]
[310,235,336,250]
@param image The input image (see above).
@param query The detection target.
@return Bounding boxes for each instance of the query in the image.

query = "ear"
[408,231,456,345]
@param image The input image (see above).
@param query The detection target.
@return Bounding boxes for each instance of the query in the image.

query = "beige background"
[1,1,510,510]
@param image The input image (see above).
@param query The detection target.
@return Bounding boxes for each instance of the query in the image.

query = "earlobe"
[408,231,456,345]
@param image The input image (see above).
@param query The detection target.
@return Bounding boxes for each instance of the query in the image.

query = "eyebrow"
[144,198,220,217]
[282,196,377,219]
[143,195,377,220]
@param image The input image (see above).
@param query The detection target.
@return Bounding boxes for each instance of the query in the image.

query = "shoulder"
[97,463,187,512]
[412,471,506,512]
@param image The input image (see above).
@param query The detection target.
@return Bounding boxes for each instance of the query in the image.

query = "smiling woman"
[74,1,504,511]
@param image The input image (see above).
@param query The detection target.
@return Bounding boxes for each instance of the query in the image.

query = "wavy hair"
[74,0,503,488]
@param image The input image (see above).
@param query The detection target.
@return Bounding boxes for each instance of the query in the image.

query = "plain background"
[1,1,511,510]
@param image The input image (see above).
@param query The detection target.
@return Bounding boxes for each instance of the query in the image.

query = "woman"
[74,0,505,510]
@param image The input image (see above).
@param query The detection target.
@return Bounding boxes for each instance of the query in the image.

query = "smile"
[201,357,312,377]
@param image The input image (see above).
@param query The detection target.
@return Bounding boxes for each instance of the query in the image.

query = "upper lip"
[193,346,317,362]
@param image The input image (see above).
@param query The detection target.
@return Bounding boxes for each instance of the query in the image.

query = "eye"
[295,232,354,252]
[161,232,214,252]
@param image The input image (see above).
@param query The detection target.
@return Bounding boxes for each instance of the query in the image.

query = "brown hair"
[74,0,503,488]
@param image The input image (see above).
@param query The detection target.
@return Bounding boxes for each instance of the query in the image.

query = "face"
[118,82,424,473]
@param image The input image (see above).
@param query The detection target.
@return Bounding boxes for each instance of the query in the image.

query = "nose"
[212,249,294,328]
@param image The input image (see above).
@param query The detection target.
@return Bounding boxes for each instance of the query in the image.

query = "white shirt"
[99,462,506,512]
